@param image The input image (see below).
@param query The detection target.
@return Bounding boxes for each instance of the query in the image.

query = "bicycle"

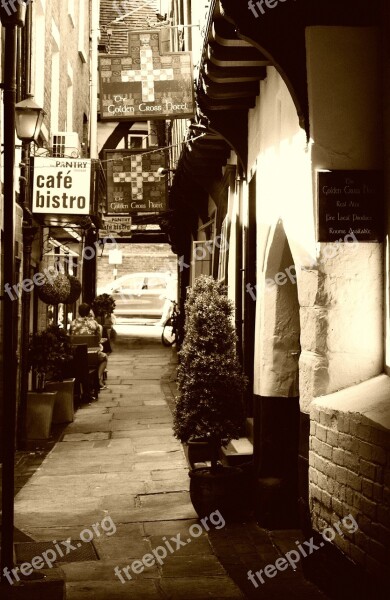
[161,300,180,347]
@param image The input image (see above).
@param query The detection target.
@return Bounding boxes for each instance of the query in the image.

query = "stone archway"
[255,220,301,528]
[260,220,301,398]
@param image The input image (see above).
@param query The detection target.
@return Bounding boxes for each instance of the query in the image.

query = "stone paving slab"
[144,399,168,406]
[148,534,213,557]
[107,503,197,524]
[110,409,171,419]
[61,554,160,580]
[63,431,109,442]
[110,418,172,430]
[66,580,162,600]
[160,577,244,599]
[144,478,189,494]
[135,554,226,579]
[92,535,151,560]
[61,559,159,581]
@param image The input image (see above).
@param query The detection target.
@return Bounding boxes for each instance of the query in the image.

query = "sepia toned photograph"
[0,1,389,598]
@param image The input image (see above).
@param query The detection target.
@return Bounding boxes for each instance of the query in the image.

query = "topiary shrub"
[173,275,247,471]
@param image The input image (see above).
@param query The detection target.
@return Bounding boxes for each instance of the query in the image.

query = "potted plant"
[91,294,116,346]
[27,326,75,435]
[173,275,248,519]
[91,294,115,325]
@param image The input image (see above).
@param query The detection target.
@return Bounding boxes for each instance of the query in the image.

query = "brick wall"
[309,401,390,580]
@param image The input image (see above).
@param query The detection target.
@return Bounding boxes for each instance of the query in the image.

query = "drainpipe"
[235,167,244,365]
[0,17,19,585]
[90,0,100,159]
[18,0,36,448]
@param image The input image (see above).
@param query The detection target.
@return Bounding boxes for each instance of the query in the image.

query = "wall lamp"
[157,167,177,176]
[15,95,46,142]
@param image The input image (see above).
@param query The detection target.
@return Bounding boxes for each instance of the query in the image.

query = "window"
[218,217,229,283]
[191,214,216,285]
[66,62,73,131]
[192,241,213,284]
[127,134,148,149]
[50,21,60,132]
[78,0,87,63]
[34,8,45,108]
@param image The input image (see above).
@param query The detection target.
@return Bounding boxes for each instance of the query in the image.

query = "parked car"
[97,272,177,321]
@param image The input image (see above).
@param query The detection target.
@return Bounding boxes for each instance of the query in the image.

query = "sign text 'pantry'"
[32,157,91,215]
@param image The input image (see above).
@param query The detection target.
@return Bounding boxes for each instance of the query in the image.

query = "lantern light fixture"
[157,167,177,176]
[15,96,46,143]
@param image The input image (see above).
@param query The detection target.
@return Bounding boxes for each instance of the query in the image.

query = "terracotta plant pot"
[26,392,57,440]
[45,378,75,424]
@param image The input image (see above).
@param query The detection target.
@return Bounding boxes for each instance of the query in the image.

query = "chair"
[64,343,100,404]
[69,334,100,348]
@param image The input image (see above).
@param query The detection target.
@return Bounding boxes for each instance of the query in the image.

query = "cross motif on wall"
[120,34,174,102]
[113,155,161,200]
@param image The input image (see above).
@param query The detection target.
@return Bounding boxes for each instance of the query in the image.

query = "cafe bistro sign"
[98,30,195,121]
[32,156,91,215]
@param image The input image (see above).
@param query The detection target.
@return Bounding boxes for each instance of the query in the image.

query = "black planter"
[186,439,212,468]
[189,465,250,521]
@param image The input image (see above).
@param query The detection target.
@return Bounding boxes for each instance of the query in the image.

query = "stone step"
[219,437,253,466]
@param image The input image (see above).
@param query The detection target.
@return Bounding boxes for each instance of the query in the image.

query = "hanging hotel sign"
[98,30,195,121]
[32,157,91,215]
[318,170,383,242]
[105,149,168,214]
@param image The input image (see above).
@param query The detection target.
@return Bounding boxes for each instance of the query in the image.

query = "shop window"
[192,241,213,284]
[218,217,229,283]
[191,214,216,285]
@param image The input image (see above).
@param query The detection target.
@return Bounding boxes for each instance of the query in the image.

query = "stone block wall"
[309,395,390,580]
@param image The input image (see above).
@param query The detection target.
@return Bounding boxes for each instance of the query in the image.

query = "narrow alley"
[9,327,331,599]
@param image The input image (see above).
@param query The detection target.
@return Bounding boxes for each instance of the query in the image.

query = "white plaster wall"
[250,67,314,399]
[304,27,383,411]
[251,27,383,411]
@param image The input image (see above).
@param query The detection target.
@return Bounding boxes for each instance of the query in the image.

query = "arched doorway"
[255,221,301,528]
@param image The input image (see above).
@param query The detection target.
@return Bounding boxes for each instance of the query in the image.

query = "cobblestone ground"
[10,325,330,599]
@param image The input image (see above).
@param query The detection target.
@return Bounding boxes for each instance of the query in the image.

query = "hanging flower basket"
[37,273,71,305]
[65,275,82,304]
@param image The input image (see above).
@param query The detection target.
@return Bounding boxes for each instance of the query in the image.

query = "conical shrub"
[173,275,247,450]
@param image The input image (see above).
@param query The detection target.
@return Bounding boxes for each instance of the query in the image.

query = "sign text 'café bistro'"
[32,156,91,215]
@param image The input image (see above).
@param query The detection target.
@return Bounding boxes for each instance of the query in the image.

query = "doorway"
[255,221,301,527]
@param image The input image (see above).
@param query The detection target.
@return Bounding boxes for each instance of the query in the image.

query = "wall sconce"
[15,96,46,142]
[157,167,177,176]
